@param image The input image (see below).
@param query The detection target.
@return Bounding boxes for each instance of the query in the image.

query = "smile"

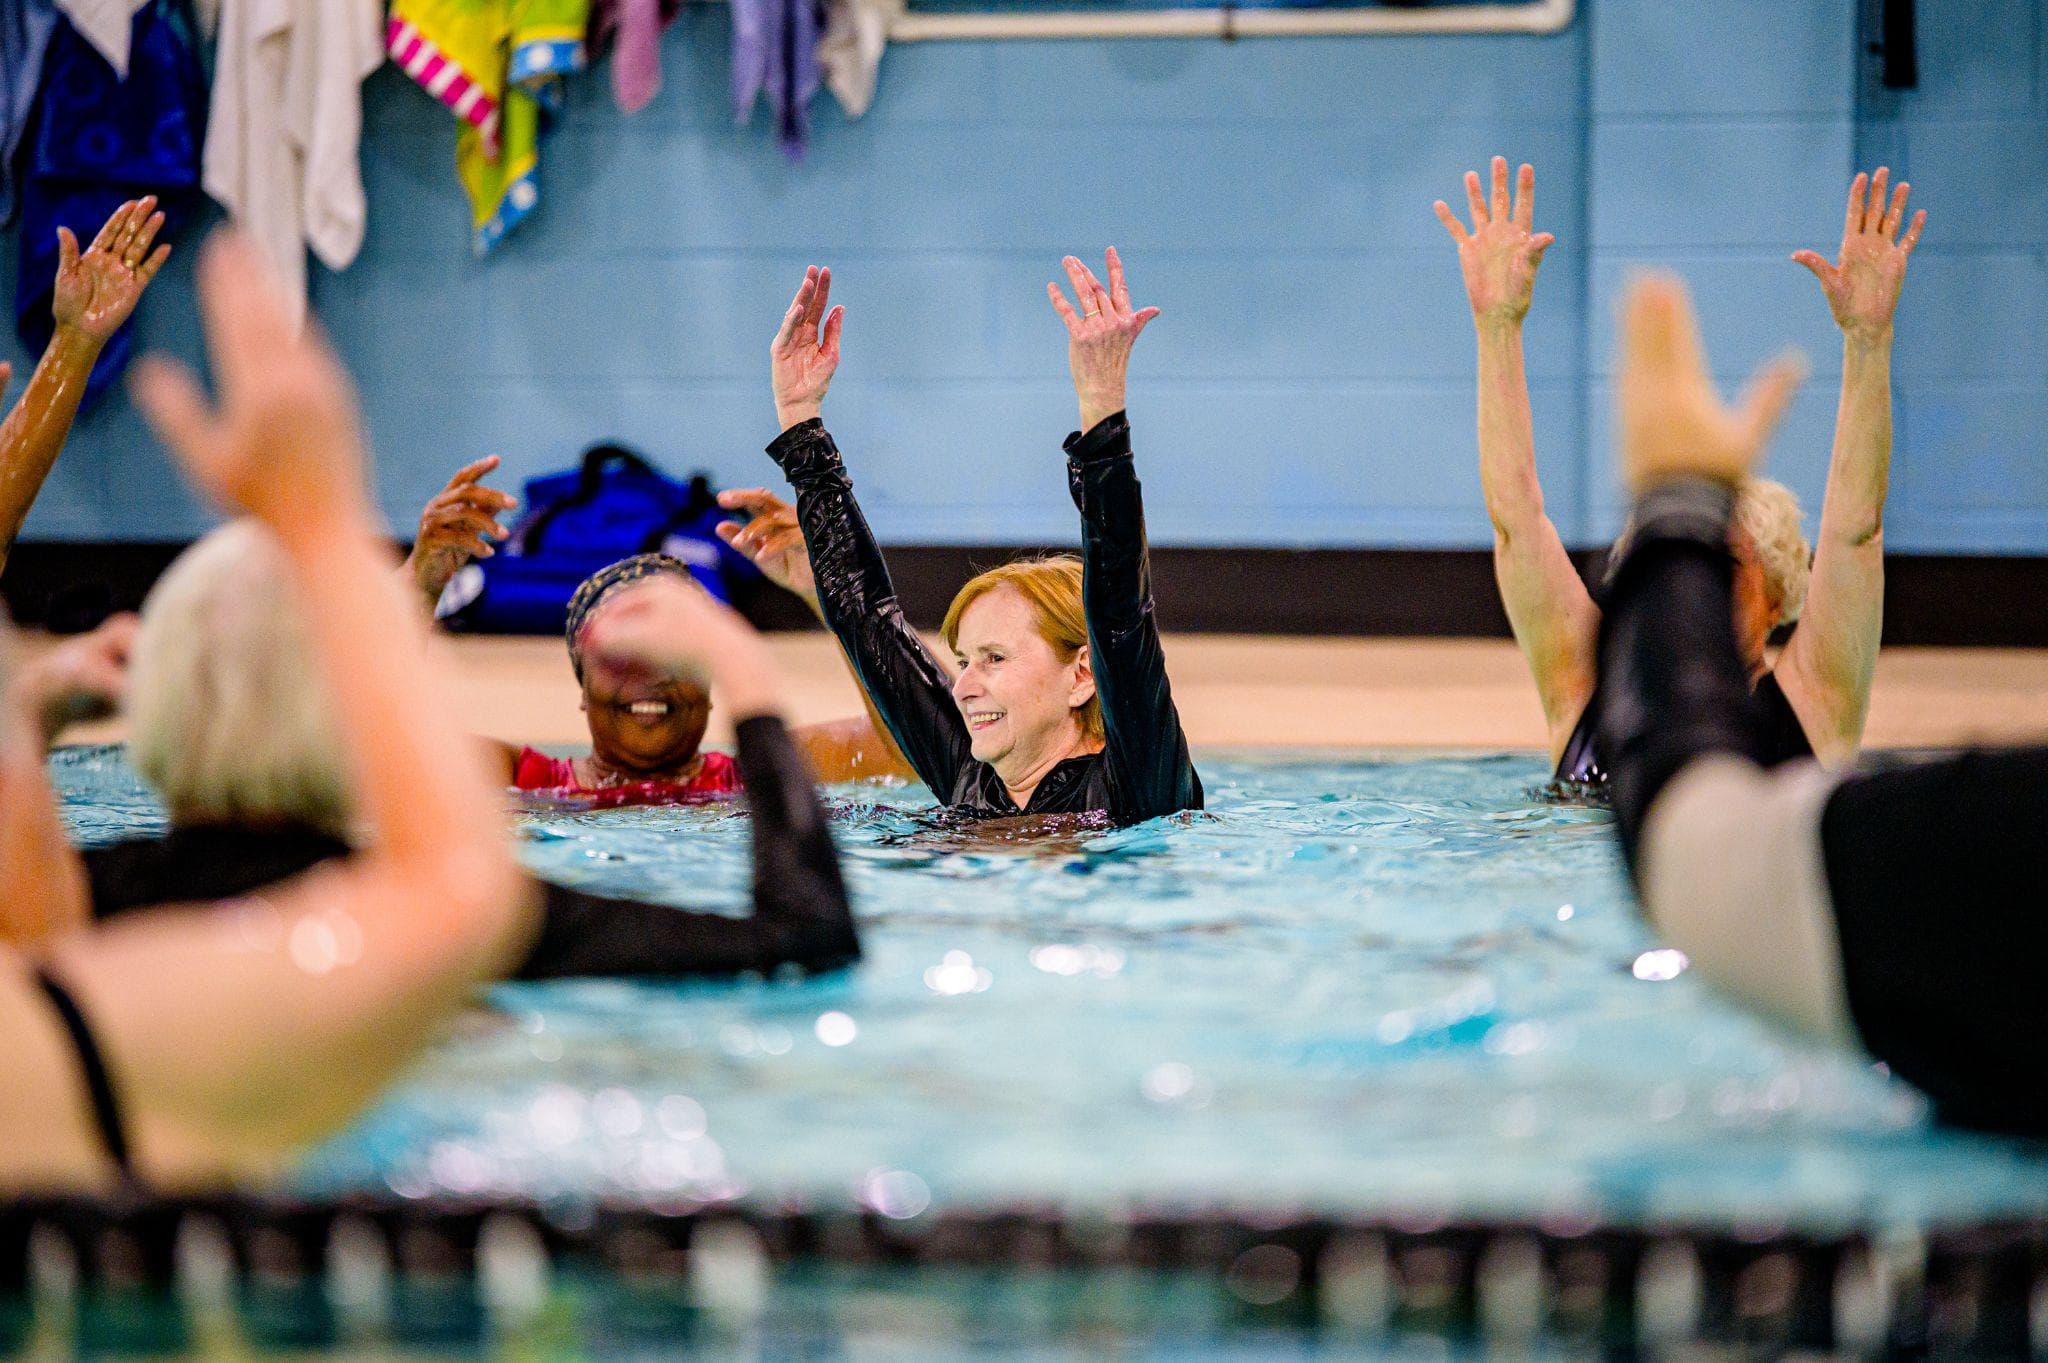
[966,710,1003,731]
[628,701,672,717]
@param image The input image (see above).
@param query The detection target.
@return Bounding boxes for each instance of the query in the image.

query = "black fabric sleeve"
[1064,412,1202,821]
[515,716,858,980]
[766,419,975,799]
[1593,477,1768,873]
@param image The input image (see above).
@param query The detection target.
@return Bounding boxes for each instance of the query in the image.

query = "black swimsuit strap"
[33,967,133,1178]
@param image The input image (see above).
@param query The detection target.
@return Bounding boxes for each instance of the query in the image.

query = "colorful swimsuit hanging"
[385,0,588,252]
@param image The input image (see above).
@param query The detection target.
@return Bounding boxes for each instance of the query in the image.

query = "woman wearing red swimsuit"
[404,509,907,804]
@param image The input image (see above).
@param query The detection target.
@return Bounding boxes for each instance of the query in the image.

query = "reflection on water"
[48,744,2048,1234]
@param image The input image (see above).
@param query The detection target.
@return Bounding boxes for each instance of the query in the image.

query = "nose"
[951,664,981,703]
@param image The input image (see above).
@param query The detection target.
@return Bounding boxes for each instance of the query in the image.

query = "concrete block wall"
[1,0,2041,557]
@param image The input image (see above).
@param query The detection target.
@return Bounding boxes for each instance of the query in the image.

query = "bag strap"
[520,444,669,554]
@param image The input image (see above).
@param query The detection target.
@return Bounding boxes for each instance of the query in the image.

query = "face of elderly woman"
[577,584,713,776]
[947,584,1094,773]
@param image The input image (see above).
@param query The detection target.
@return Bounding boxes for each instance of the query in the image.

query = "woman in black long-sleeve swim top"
[753,253,1202,824]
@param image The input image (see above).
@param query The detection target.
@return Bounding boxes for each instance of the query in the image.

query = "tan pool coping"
[32,631,2048,756]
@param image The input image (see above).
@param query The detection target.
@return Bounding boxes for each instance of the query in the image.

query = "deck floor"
[34,631,2048,755]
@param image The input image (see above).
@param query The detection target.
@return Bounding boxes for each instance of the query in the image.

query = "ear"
[1068,642,1096,710]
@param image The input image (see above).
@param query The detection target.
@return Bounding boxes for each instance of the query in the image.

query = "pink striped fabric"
[386,16,501,149]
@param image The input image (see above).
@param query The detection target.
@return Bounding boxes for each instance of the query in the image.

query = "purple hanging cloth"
[588,0,683,114]
[732,0,819,158]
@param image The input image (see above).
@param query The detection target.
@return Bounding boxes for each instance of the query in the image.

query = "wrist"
[46,324,103,362]
[1077,390,1124,432]
[776,401,822,431]
[1473,313,1526,340]
[1842,325,1894,354]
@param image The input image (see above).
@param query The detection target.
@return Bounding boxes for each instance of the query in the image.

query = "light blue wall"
[6,0,2045,554]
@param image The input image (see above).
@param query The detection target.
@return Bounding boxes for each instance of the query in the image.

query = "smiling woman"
[744,252,1202,824]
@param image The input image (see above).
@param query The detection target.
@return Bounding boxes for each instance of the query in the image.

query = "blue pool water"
[49,744,2048,1236]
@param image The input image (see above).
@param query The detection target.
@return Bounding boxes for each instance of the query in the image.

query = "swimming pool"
[39,743,2048,1353]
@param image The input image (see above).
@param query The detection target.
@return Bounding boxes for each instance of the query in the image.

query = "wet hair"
[1602,476,1811,626]
[564,554,697,682]
[939,555,1104,743]
[128,521,352,838]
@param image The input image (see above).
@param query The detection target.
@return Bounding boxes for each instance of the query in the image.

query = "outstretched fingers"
[55,226,79,278]
[774,268,819,351]
[1621,272,1706,390]
[1046,280,1082,330]
[820,303,843,360]
[1489,156,1510,223]
[1864,168,1890,234]
[1738,352,1808,450]
[1880,180,1910,239]
[1843,171,1869,240]
[130,355,222,472]
[194,235,293,393]
[1463,169,1488,227]
[1513,162,1535,230]
[1105,246,1132,316]
[1432,199,1470,245]
[1789,248,1833,283]
[1898,208,1926,254]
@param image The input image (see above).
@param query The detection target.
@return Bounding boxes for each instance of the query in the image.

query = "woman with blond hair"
[0,231,534,1188]
[741,252,1201,822]
[1434,160,1923,791]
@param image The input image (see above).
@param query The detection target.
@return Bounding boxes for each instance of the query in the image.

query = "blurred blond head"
[129,521,351,837]
[1733,476,1811,626]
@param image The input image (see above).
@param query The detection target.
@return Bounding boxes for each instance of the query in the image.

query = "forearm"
[1818,331,1893,547]
[768,421,968,790]
[0,328,103,569]
[275,513,513,897]
[1595,478,1771,872]
[1474,321,1547,537]
[1068,414,1201,817]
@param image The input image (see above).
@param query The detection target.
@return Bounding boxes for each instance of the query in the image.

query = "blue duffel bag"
[434,443,761,634]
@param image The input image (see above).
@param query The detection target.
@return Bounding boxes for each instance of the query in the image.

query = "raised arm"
[1046,249,1200,820]
[31,233,533,1182]
[1435,159,1596,755]
[763,267,975,797]
[1776,169,1924,763]
[715,486,913,782]
[0,200,171,573]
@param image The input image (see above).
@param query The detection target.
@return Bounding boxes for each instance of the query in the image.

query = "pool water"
[48,742,2048,1239]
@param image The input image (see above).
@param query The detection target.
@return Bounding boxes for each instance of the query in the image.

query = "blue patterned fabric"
[15,0,203,403]
[0,0,58,225]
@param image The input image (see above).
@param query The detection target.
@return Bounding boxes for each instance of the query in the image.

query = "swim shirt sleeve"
[766,419,976,799]
[1065,412,1203,821]
[1593,475,1770,872]
[515,716,858,979]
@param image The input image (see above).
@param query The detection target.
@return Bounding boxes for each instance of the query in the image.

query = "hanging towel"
[588,0,680,114]
[0,0,59,225]
[817,0,892,119]
[387,0,587,253]
[52,0,148,76]
[732,0,819,159]
[17,3,203,403]
[203,0,385,325]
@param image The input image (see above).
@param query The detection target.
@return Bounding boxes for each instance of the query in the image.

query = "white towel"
[54,0,148,76]
[818,0,897,119]
[201,0,384,324]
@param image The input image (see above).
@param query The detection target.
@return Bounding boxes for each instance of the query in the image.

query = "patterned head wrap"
[564,553,696,680]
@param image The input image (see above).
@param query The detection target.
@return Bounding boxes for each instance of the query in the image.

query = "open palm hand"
[1792,168,1924,340]
[53,198,172,342]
